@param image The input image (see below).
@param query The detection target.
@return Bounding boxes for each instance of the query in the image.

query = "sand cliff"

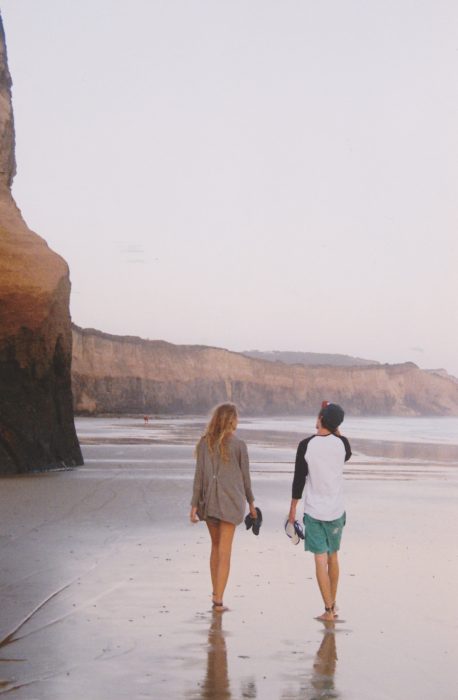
[0,15,82,474]
[72,325,458,416]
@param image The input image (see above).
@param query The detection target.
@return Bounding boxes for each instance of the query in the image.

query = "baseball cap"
[320,401,345,432]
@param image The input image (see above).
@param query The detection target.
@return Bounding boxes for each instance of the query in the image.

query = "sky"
[1,1,457,375]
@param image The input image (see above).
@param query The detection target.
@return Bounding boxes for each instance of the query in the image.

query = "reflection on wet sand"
[310,623,339,699]
[191,613,257,700]
[282,622,339,700]
[192,612,232,700]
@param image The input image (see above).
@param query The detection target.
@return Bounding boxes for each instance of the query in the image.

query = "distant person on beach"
[288,402,351,621]
[190,403,257,612]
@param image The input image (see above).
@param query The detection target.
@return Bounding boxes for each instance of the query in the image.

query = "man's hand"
[288,498,299,523]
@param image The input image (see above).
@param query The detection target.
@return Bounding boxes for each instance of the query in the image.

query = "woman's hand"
[249,502,257,519]
[190,506,199,523]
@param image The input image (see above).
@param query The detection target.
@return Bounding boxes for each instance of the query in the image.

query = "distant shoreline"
[74,415,458,464]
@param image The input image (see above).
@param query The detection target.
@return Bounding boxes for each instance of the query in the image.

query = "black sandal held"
[244,507,263,535]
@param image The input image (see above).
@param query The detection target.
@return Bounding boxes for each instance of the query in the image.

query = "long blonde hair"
[197,403,238,463]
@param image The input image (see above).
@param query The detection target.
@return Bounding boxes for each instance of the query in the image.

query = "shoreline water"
[76,414,458,470]
[75,413,458,444]
[0,416,457,698]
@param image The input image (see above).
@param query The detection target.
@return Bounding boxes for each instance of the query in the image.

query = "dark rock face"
[0,14,83,474]
[0,19,15,190]
[72,326,458,416]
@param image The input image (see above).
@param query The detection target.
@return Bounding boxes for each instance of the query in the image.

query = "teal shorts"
[303,512,346,554]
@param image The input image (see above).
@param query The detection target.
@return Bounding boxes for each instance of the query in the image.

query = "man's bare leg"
[328,551,339,612]
[314,553,335,620]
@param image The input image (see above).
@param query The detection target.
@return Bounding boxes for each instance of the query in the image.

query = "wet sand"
[1,417,457,699]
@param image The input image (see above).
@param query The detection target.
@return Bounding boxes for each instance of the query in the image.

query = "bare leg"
[206,520,221,600]
[213,521,236,606]
[327,551,339,608]
[314,553,335,621]
[206,520,236,610]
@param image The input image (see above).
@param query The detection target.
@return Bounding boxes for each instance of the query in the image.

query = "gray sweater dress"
[191,435,255,525]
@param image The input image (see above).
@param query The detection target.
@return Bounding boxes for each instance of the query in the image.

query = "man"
[288,401,351,621]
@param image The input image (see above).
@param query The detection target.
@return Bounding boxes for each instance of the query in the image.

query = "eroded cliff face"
[0,16,82,474]
[72,326,458,416]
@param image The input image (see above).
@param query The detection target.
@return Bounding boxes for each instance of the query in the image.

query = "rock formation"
[0,15,83,474]
[243,350,379,367]
[72,325,458,416]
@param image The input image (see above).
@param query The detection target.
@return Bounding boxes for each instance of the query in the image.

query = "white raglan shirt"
[303,435,347,521]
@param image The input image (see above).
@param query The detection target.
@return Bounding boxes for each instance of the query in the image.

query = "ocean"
[241,415,458,445]
[76,414,458,445]
[75,415,458,480]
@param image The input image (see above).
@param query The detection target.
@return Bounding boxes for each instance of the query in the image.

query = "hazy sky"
[2,1,457,374]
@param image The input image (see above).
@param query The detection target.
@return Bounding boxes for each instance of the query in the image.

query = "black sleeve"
[292,438,311,499]
[339,436,352,462]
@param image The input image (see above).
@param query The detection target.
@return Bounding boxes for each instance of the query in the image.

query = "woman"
[190,403,257,612]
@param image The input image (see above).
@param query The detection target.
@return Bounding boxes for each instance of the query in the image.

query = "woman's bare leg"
[206,520,221,599]
[206,520,236,608]
[214,521,236,604]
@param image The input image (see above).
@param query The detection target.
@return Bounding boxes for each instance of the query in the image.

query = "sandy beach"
[1,416,457,699]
